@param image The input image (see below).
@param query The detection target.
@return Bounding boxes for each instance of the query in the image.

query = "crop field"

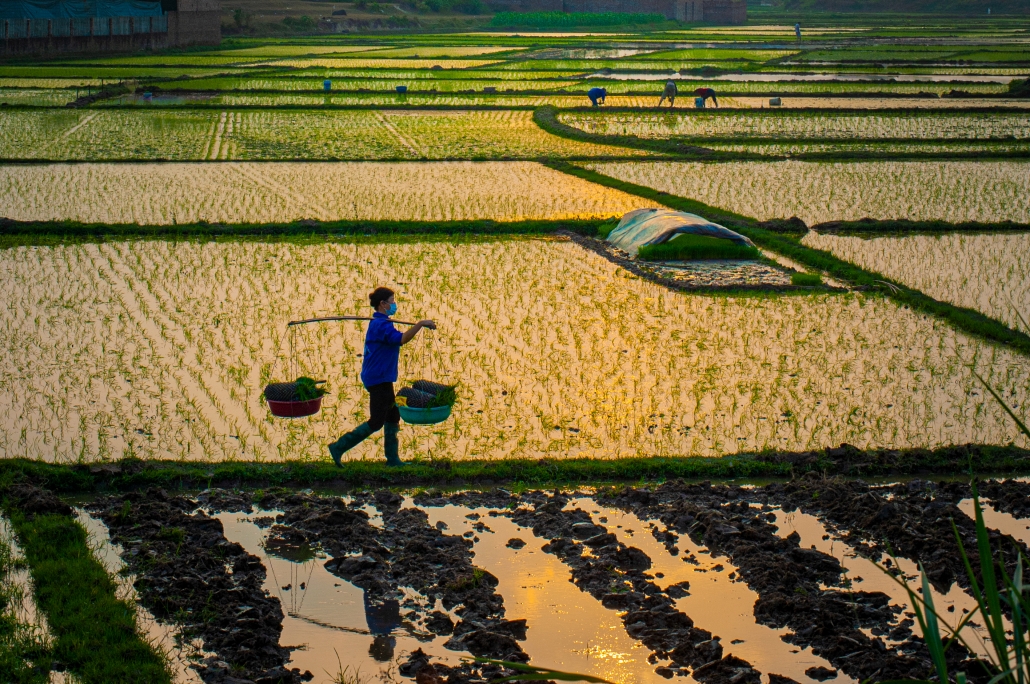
[6,21,1030,684]
[802,232,1030,330]
[0,110,646,160]
[0,162,658,223]
[0,89,76,106]
[562,111,1030,140]
[585,161,1030,224]
[3,238,1026,463]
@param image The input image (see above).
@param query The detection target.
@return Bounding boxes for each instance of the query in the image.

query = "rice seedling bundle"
[586,160,1030,224]
[803,232,1030,331]
[0,161,657,223]
[561,111,1030,140]
[1,238,1026,463]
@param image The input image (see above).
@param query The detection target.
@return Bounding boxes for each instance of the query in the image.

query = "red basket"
[267,396,323,418]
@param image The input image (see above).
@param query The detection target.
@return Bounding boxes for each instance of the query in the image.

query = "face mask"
[385,302,398,317]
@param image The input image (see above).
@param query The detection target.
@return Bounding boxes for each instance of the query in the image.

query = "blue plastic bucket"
[396,85,408,93]
[397,404,451,425]
[694,97,705,108]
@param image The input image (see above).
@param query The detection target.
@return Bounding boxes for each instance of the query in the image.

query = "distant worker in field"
[327,287,436,467]
[588,86,607,107]
[658,79,678,107]
[694,87,719,107]
[795,22,801,44]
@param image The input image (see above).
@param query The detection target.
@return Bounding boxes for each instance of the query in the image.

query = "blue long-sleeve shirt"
[360,312,403,388]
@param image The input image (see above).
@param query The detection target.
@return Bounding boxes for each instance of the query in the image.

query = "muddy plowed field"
[13,477,1029,684]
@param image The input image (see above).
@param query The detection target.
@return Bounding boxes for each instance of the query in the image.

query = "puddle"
[414,500,663,684]
[76,510,205,683]
[771,507,994,658]
[0,516,53,645]
[213,508,465,683]
[957,498,1030,547]
[578,500,840,684]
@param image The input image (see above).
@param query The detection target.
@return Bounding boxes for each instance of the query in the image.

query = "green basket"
[397,404,452,425]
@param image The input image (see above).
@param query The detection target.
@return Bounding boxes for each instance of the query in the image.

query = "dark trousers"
[367,382,400,432]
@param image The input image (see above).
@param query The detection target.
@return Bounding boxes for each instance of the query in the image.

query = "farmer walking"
[588,86,607,107]
[658,79,677,107]
[328,287,436,467]
[694,86,719,107]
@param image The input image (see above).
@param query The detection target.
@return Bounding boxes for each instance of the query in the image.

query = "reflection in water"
[772,506,994,659]
[75,510,205,683]
[213,510,466,682]
[803,231,1030,331]
[578,500,838,684]
[2,239,1028,463]
[587,161,1030,224]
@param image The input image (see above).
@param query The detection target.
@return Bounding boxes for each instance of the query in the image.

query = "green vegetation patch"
[791,272,823,286]
[0,534,49,683]
[1,444,1030,495]
[490,11,665,27]
[1,489,170,684]
[637,234,761,261]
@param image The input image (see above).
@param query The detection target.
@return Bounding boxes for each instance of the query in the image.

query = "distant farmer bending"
[588,86,607,107]
[694,87,719,107]
[658,80,677,107]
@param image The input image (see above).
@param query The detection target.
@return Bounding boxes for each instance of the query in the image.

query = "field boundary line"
[373,110,424,158]
[59,111,98,141]
[548,161,1030,358]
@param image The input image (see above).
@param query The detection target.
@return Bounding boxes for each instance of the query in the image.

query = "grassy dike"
[0,485,171,684]
[0,217,601,248]
[548,161,1030,358]
[1,444,1029,495]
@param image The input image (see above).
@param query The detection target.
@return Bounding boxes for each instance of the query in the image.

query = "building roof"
[0,0,163,19]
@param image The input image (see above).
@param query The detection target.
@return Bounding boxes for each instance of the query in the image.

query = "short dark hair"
[369,287,394,309]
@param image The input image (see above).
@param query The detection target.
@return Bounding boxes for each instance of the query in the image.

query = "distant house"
[489,0,746,23]
[1,0,221,54]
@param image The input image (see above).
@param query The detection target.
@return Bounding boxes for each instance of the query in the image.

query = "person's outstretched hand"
[420,319,437,330]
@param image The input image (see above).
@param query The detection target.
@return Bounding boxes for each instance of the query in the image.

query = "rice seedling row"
[802,231,1030,331]
[0,161,655,223]
[584,160,1030,224]
[1,238,1028,464]
[0,110,645,160]
[561,110,1030,141]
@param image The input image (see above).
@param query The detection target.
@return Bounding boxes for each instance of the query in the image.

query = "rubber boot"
[328,423,373,467]
[383,422,402,467]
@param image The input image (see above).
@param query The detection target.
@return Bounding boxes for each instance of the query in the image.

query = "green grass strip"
[0,505,171,684]
[534,106,722,159]
[0,218,600,247]
[549,161,1030,358]
[810,218,1030,236]
[2,444,1030,495]
[0,533,49,683]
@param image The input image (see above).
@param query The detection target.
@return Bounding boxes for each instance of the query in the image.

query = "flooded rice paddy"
[2,237,1028,463]
[561,111,1030,141]
[801,231,1030,330]
[585,161,1030,225]
[68,478,1030,684]
[0,110,646,161]
[0,162,657,224]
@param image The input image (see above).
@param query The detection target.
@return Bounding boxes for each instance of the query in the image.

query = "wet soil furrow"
[979,479,1030,519]
[601,482,954,683]
[495,489,762,684]
[773,477,1028,596]
[253,489,529,661]
[88,489,303,684]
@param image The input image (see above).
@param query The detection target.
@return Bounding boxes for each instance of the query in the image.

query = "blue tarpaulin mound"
[0,0,163,19]
[606,208,756,255]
